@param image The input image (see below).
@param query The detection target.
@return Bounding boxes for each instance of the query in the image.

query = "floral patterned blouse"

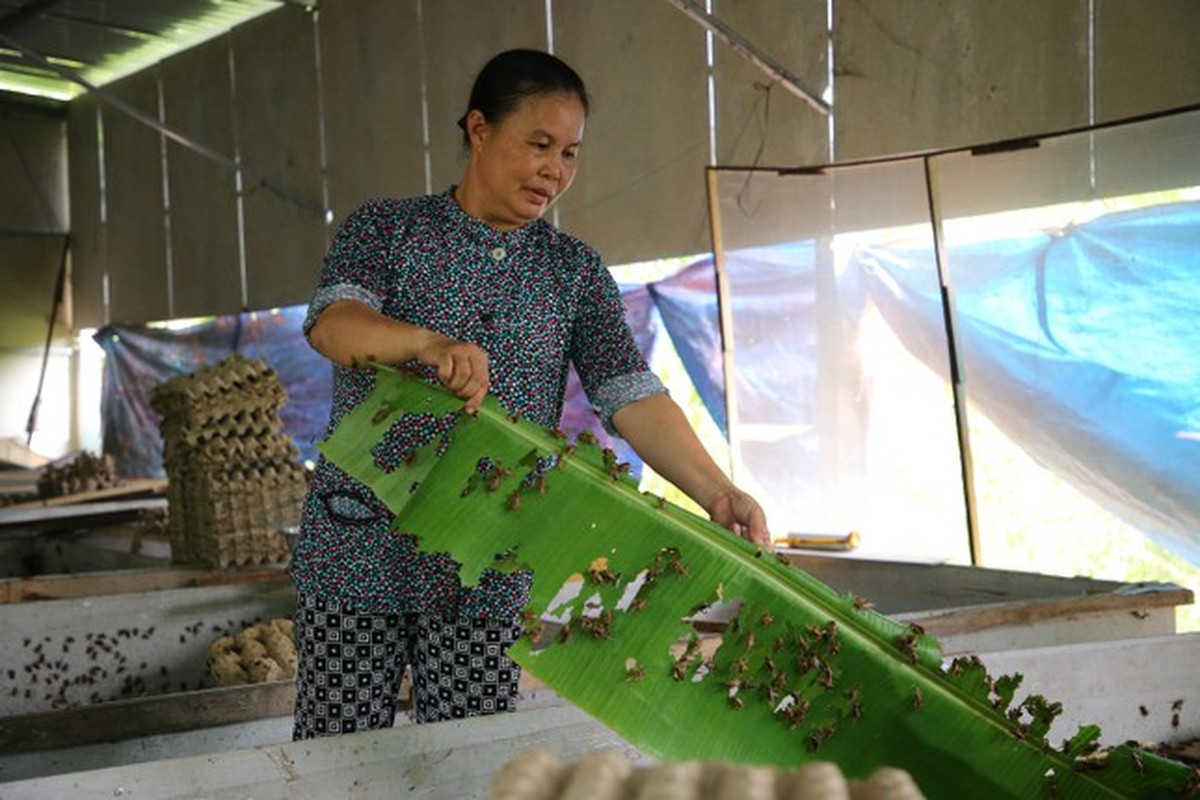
[289,188,666,618]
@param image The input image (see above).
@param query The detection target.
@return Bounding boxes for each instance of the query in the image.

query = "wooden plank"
[0,682,296,756]
[834,0,1088,161]
[0,498,167,532]
[317,0,425,221]
[0,704,639,800]
[781,552,1136,614]
[917,605,1180,657]
[0,530,169,580]
[904,582,1192,639]
[0,716,295,784]
[161,38,242,318]
[0,566,288,604]
[66,93,107,330]
[693,569,1190,655]
[553,0,712,264]
[0,439,50,471]
[0,672,556,764]
[0,479,167,512]
[713,0,829,167]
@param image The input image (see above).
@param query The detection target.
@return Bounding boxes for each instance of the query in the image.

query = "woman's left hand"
[706,488,771,548]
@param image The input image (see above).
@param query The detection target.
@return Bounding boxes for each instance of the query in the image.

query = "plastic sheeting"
[854,201,1200,566]
[98,285,664,481]
[98,201,1199,566]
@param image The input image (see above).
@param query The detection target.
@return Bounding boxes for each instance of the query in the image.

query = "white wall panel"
[1096,0,1200,121]
[102,72,169,324]
[554,0,710,264]
[66,96,106,329]
[421,0,548,196]
[0,106,66,233]
[233,6,328,310]
[318,0,426,222]
[0,236,66,348]
[833,0,1089,162]
[161,38,242,319]
[713,0,830,169]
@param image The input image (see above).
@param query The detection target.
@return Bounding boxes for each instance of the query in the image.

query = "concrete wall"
[1,0,1199,399]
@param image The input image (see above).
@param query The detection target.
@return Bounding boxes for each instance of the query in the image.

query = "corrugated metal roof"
[0,0,294,103]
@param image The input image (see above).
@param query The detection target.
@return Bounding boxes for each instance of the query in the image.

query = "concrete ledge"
[0,703,634,800]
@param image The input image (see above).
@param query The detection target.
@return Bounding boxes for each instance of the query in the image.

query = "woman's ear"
[464,109,490,151]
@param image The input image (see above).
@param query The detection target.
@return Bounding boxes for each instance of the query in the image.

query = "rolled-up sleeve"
[302,198,398,338]
[569,252,667,435]
[590,371,667,434]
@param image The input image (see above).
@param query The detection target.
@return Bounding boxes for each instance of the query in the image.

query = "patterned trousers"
[291,593,523,739]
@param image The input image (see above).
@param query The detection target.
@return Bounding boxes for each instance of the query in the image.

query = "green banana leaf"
[318,367,1195,799]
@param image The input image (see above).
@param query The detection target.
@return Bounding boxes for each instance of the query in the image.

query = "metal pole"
[706,167,741,478]
[662,0,830,116]
[923,155,982,565]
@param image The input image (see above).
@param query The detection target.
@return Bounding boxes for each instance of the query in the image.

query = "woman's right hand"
[416,333,491,414]
[309,301,491,414]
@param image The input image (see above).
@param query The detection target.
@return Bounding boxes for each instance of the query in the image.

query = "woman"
[291,49,768,739]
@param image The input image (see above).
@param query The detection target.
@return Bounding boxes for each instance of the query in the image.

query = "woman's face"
[464,91,586,230]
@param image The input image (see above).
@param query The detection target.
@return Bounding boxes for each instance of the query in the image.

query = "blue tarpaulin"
[95,307,332,476]
[97,289,660,481]
[853,201,1200,565]
[99,201,1200,566]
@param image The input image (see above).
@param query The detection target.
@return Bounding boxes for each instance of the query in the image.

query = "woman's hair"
[457,49,590,147]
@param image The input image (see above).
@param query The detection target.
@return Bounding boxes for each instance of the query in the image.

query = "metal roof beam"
[0,31,328,218]
[661,0,830,116]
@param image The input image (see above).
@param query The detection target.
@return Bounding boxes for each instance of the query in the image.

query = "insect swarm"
[495,547,519,564]
[806,723,837,752]
[579,610,614,640]
[846,686,863,721]
[588,556,619,585]
[487,464,513,492]
[896,632,920,665]
[314,368,1197,800]
[851,594,874,611]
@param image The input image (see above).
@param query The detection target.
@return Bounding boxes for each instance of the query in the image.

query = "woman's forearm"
[308,299,434,367]
[611,393,735,511]
[612,393,769,545]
